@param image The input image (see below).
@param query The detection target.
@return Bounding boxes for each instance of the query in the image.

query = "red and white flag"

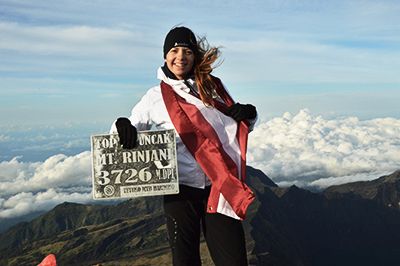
[161,77,255,220]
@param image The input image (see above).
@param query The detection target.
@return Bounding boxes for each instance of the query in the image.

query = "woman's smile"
[165,47,194,80]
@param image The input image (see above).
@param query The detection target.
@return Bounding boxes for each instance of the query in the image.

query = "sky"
[1,0,400,221]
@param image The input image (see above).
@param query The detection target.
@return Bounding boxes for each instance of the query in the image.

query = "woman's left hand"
[226,103,257,121]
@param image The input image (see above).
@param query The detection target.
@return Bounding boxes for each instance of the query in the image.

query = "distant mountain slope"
[251,184,400,266]
[0,211,46,234]
[1,167,400,266]
[0,199,166,266]
[324,170,400,209]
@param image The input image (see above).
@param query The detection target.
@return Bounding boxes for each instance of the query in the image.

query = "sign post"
[91,129,179,199]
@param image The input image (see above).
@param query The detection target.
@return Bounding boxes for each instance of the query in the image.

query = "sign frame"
[91,129,179,199]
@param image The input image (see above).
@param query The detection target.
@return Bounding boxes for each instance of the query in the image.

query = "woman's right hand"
[115,117,137,149]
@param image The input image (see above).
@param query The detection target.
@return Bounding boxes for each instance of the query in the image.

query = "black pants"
[163,185,248,266]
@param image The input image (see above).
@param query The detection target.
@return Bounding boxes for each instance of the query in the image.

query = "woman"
[111,26,257,266]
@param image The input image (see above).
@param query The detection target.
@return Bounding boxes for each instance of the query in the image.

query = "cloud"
[247,109,400,187]
[0,152,92,219]
[0,21,160,89]
[0,189,90,219]
[0,22,144,58]
[0,152,91,197]
[219,36,400,85]
[308,172,388,190]
[0,135,11,142]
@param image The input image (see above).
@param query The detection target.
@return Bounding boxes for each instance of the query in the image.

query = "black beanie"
[163,27,197,58]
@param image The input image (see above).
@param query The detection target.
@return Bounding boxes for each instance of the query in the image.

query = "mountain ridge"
[1,167,400,265]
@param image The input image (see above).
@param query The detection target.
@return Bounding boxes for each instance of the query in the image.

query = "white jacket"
[111,67,257,191]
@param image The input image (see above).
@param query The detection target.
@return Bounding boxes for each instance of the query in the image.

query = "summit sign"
[91,129,179,199]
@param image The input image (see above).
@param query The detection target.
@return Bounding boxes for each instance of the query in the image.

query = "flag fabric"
[161,77,255,220]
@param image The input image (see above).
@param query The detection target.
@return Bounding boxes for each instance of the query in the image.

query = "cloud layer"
[248,109,400,188]
[1,110,400,219]
[0,152,92,219]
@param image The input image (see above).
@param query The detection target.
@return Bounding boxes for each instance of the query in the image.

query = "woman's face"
[165,47,195,80]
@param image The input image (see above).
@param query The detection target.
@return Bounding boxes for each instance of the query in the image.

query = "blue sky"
[1,0,400,222]
[1,0,399,128]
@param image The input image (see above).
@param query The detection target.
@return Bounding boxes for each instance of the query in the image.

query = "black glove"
[115,117,137,149]
[226,103,257,122]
